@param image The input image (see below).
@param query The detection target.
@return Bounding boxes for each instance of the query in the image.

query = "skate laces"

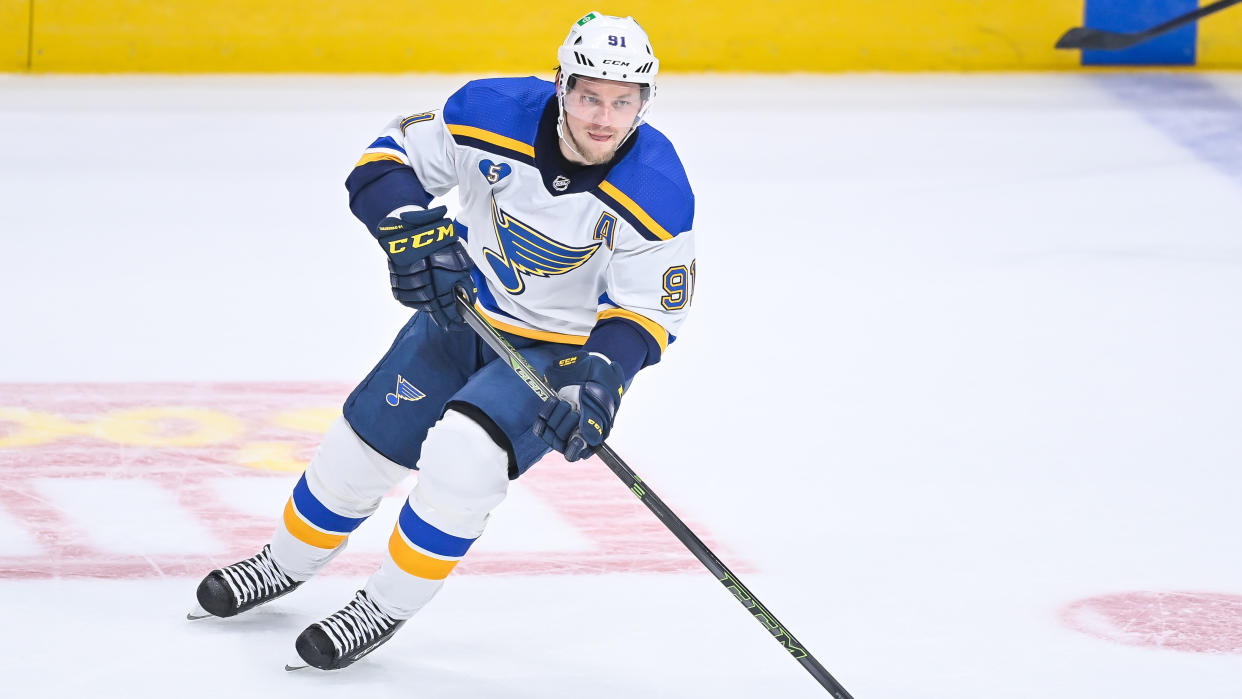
[218,545,295,607]
[317,592,399,654]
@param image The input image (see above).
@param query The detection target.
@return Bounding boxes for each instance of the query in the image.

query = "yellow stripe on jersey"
[388,527,460,580]
[598,181,674,241]
[401,112,436,130]
[476,304,589,346]
[354,152,405,168]
[282,499,348,550]
[446,124,536,159]
[597,307,670,354]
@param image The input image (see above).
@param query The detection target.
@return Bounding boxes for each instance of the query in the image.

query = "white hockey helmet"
[557,11,659,88]
[556,11,659,153]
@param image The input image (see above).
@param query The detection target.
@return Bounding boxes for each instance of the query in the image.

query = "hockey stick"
[453,287,855,698]
[1055,0,1242,51]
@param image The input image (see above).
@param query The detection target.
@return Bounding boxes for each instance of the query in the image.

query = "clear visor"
[561,76,649,131]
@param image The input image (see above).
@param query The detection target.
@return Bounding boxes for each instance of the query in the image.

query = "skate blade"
[186,603,213,621]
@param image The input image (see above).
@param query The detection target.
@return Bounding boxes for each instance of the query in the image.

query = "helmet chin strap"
[555,97,589,163]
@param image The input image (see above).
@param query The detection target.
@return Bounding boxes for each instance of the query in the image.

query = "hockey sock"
[363,409,509,618]
[270,416,409,580]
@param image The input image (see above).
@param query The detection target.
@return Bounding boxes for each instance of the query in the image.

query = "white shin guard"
[270,415,410,580]
[365,409,510,619]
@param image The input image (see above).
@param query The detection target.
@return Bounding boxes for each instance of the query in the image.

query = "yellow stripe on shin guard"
[282,499,348,549]
[387,527,460,580]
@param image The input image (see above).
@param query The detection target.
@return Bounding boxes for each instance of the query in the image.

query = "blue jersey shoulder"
[443,77,554,149]
[599,124,694,241]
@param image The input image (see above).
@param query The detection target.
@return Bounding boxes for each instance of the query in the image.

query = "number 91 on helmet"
[556,11,659,149]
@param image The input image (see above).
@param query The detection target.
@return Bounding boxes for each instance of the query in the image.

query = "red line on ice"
[0,382,746,580]
[1061,591,1242,655]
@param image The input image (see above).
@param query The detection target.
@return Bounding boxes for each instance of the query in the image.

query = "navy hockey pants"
[342,311,576,478]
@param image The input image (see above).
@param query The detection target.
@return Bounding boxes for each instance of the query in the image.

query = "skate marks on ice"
[0,382,745,579]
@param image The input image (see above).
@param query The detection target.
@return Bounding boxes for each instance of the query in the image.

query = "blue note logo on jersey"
[482,194,600,294]
[479,160,512,184]
[385,374,426,407]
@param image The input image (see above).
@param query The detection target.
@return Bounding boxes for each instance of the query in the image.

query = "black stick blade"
[1055,26,1147,51]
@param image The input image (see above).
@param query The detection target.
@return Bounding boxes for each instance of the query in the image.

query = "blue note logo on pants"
[385,375,426,407]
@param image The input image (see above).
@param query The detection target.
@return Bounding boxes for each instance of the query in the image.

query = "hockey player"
[192,10,695,671]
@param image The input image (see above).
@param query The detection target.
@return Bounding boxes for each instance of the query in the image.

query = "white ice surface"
[1,73,1241,697]
[35,477,220,555]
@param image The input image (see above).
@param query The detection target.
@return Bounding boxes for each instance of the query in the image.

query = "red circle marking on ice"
[1061,591,1242,655]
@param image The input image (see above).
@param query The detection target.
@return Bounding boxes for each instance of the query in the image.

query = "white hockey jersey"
[350,77,696,372]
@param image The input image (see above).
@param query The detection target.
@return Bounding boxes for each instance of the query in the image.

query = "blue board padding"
[1082,0,1198,66]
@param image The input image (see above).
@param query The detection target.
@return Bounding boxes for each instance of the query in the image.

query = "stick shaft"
[1143,0,1242,36]
[454,290,855,698]
[1056,0,1242,50]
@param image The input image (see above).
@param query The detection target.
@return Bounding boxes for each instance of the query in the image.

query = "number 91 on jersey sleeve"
[660,261,696,311]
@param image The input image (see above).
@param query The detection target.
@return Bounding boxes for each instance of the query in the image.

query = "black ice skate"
[190,544,303,619]
[290,590,406,671]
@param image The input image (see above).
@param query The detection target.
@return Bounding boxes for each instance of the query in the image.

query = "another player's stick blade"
[284,663,310,672]
[1056,27,1146,50]
[186,603,212,621]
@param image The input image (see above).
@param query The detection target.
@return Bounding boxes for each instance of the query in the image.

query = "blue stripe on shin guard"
[397,500,476,558]
[291,474,367,534]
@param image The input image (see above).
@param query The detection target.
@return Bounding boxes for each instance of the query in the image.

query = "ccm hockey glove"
[375,206,475,328]
[534,352,625,462]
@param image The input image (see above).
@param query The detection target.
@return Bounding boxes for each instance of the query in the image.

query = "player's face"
[560,77,644,165]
